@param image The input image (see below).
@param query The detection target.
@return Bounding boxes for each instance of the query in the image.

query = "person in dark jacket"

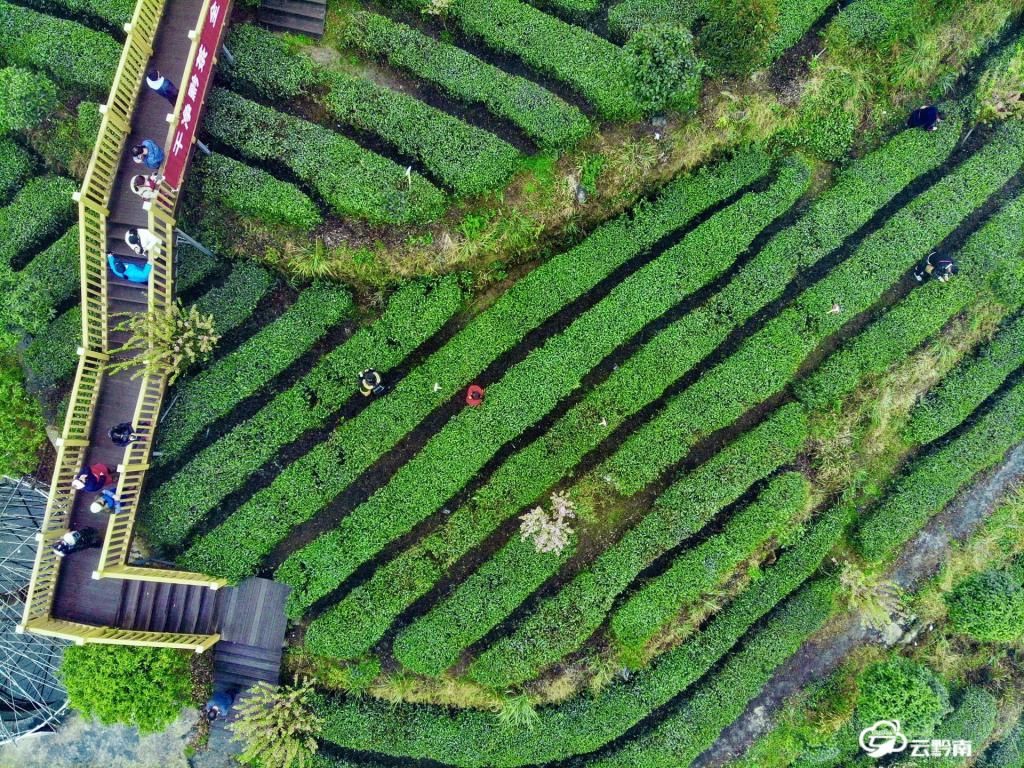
[908,105,943,131]
[359,369,385,397]
[71,464,112,492]
[146,68,178,105]
[914,251,958,283]
[109,422,141,446]
[107,253,152,284]
[131,139,164,170]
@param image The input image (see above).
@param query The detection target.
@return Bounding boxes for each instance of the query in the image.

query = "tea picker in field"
[359,368,386,397]
[914,251,958,283]
[90,489,122,515]
[466,384,485,406]
[146,68,178,105]
[131,139,164,170]
[908,105,944,131]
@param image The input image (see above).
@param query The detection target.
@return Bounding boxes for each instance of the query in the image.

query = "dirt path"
[691,441,1024,768]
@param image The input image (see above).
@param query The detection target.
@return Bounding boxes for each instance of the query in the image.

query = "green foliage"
[795,193,1024,410]
[0,175,76,272]
[203,88,445,225]
[193,262,274,337]
[974,39,1024,124]
[979,712,1024,768]
[700,0,780,75]
[142,278,464,549]
[16,0,134,28]
[468,404,809,688]
[59,645,193,734]
[601,119,1024,496]
[0,355,45,475]
[0,1,119,97]
[108,302,220,386]
[857,377,1024,561]
[625,25,703,113]
[198,153,322,231]
[946,569,1024,642]
[0,66,57,136]
[303,123,958,661]
[1,226,78,335]
[404,0,644,120]
[341,11,590,150]
[855,658,951,739]
[921,688,998,768]
[830,0,919,52]
[21,306,79,386]
[230,679,323,768]
[607,0,706,41]
[0,139,33,204]
[794,72,860,161]
[495,695,539,731]
[158,286,353,461]
[269,149,773,614]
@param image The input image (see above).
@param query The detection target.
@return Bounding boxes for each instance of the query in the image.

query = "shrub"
[0,1,120,97]
[921,688,998,768]
[625,25,703,113]
[607,0,706,41]
[108,302,220,385]
[974,39,1024,124]
[855,658,951,739]
[0,139,33,204]
[304,122,959,661]
[795,72,861,161]
[16,0,134,28]
[829,0,919,52]
[0,355,45,475]
[203,88,445,225]
[980,713,1024,768]
[700,0,780,75]
[946,569,1024,643]
[193,262,274,337]
[0,175,77,272]
[198,153,322,231]
[59,645,193,734]
[230,678,323,768]
[0,66,58,136]
[340,11,590,150]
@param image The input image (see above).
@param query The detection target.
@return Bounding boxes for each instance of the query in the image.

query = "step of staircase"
[213,641,283,691]
[257,2,326,37]
[115,579,225,635]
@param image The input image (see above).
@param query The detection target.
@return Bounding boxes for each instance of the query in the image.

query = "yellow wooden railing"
[21,0,229,651]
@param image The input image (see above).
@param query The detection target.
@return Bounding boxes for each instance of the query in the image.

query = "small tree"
[839,561,903,631]
[108,302,219,384]
[520,491,576,554]
[59,645,193,734]
[0,66,58,136]
[230,678,323,768]
[856,658,950,739]
[946,569,1024,643]
[625,25,703,114]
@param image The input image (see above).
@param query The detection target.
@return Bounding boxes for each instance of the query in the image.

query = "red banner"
[162,0,231,190]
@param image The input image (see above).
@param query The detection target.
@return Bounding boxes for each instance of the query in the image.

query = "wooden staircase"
[115,579,225,635]
[257,0,326,37]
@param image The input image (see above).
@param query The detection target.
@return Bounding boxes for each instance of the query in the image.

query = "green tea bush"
[0,1,119,97]
[856,658,950,739]
[203,88,445,225]
[16,0,134,28]
[0,175,76,272]
[607,0,706,40]
[21,307,79,386]
[193,262,274,337]
[829,0,919,52]
[602,120,1024,496]
[142,278,464,548]
[946,569,1024,642]
[903,310,1024,446]
[1,226,77,335]
[794,72,861,161]
[700,0,779,74]
[197,153,322,231]
[920,688,998,768]
[979,713,1024,768]
[0,139,33,204]
[266,149,773,613]
[305,124,960,660]
[795,193,1024,410]
[0,355,45,474]
[158,286,353,460]
[315,504,849,767]
[856,378,1024,561]
[467,404,808,687]
[0,66,57,136]
[529,0,598,17]
[342,12,589,150]
[625,25,703,113]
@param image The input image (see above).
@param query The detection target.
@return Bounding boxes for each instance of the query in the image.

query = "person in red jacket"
[466,384,485,407]
[71,463,112,492]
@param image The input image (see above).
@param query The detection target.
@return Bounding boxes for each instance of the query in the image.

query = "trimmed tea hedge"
[16,0,133,29]
[385,159,813,677]
[761,0,837,68]
[795,192,1024,409]
[269,149,774,611]
[224,25,522,197]
[157,285,353,461]
[609,471,810,656]
[193,262,274,338]
[0,1,119,97]
[203,88,445,225]
[904,309,1024,446]
[197,153,322,231]
[403,0,644,120]
[593,580,839,767]
[602,119,1024,496]
[980,713,1024,768]
[1,226,77,336]
[913,688,999,768]
[0,176,76,272]
[856,376,1024,561]
[314,503,850,768]
[141,277,464,549]
[467,403,809,688]
[304,123,960,660]
[0,140,33,205]
[341,11,590,150]
[607,0,706,40]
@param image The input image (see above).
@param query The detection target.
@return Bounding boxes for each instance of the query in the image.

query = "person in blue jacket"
[107,253,152,283]
[131,139,164,170]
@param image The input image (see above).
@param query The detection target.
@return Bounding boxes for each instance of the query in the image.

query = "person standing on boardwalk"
[130,173,163,202]
[108,422,141,447]
[71,463,112,492]
[90,489,122,515]
[124,227,160,258]
[131,140,164,170]
[107,253,152,284]
[146,68,178,105]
